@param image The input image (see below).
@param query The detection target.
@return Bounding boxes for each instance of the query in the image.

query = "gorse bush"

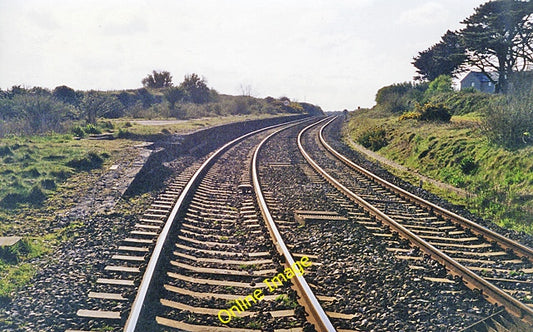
[415,102,452,122]
[357,127,388,151]
[398,111,421,121]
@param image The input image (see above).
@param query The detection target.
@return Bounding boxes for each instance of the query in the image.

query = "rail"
[123,117,311,332]
[319,116,533,260]
[298,117,533,324]
[252,118,336,332]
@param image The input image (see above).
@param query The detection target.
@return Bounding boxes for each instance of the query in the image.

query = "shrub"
[460,157,478,175]
[66,152,105,171]
[399,111,421,121]
[483,89,533,148]
[71,126,85,138]
[357,127,388,151]
[84,124,101,134]
[416,102,451,122]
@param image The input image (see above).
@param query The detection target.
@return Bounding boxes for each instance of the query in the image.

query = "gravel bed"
[140,128,309,331]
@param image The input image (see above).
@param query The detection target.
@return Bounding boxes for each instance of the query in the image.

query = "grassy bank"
[345,108,533,234]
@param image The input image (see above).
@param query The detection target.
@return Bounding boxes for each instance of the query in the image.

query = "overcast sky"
[0,0,487,110]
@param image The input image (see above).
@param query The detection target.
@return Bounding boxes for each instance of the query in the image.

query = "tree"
[424,75,454,100]
[142,70,173,89]
[460,0,533,93]
[413,30,467,81]
[164,87,186,110]
[179,73,211,104]
[53,85,79,106]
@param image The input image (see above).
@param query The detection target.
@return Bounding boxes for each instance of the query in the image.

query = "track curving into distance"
[123,117,334,332]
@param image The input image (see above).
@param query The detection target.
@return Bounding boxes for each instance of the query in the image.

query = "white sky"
[0,0,486,110]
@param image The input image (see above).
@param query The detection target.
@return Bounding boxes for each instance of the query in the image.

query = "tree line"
[371,0,533,148]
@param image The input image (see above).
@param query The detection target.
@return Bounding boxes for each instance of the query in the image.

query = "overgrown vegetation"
[375,73,532,149]
[0,71,322,138]
[347,106,533,234]
[357,127,388,151]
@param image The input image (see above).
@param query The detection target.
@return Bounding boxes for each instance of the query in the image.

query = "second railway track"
[298,116,533,330]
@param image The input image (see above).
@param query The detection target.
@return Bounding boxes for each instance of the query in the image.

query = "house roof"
[462,71,499,83]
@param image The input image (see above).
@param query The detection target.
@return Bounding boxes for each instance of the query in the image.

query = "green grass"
[345,109,533,234]
[0,263,35,300]
[0,132,138,212]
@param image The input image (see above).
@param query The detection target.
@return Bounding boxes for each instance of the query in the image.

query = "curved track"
[298,116,533,328]
[121,118,333,331]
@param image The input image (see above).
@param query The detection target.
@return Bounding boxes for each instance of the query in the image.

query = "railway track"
[67,114,533,331]
[298,116,533,330]
[71,118,334,331]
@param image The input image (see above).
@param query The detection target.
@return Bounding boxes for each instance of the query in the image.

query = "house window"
[488,82,491,86]
[471,82,475,87]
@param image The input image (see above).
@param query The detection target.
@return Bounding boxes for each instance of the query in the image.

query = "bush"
[66,152,105,171]
[375,82,428,113]
[416,102,451,122]
[71,125,85,138]
[357,127,388,151]
[399,111,421,121]
[483,90,533,148]
[84,124,101,134]
[460,157,478,175]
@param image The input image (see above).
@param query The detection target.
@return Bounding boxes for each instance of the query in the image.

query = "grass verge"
[345,109,533,234]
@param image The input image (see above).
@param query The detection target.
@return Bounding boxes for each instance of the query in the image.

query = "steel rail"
[320,116,533,260]
[123,116,310,332]
[252,117,336,332]
[298,117,533,324]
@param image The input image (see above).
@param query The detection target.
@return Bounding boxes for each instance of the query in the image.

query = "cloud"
[397,2,448,26]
